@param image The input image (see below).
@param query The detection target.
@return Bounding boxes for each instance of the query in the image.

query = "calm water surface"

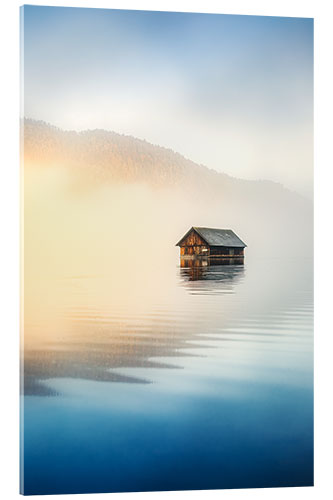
[21,255,313,494]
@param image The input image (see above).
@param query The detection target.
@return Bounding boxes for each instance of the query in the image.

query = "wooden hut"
[176,227,247,258]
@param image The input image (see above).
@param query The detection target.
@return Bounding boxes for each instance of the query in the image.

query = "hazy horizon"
[21,6,313,198]
[22,116,312,200]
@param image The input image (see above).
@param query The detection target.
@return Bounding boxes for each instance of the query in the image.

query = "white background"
[0,1,332,499]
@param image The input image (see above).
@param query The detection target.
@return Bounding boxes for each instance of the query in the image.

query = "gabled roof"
[176,227,247,248]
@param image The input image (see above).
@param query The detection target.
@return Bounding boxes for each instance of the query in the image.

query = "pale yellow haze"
[23,131,312,348]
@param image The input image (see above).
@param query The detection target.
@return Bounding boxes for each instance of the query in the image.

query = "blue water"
[21,257,313,494]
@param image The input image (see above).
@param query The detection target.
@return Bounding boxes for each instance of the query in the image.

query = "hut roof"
[176,227,247,248]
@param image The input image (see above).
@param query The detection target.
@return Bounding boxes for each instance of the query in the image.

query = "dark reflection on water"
[179,257,244,293]
[24,259,246,395]
[22,256,313,494]
[23,321,197,395]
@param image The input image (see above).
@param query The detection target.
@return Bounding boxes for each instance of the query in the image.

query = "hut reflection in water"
[179,256,244,286]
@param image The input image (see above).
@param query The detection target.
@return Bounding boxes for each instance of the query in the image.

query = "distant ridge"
[23,119,312,256]
[23,118,298,199]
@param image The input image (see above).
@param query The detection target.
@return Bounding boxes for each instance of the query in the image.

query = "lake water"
[21,254,313,495]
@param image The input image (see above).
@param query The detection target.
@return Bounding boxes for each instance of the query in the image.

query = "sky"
[22,6,313,198]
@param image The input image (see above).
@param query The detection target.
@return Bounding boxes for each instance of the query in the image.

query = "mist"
[22,120,313,355]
